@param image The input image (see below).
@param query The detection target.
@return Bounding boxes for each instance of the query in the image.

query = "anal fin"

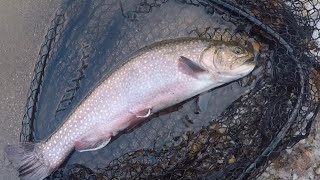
[75,135,111,152]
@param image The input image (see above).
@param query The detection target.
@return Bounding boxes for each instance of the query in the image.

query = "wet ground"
[0,1,60,179]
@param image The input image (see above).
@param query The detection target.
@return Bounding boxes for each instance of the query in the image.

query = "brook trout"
[5,37,256,179]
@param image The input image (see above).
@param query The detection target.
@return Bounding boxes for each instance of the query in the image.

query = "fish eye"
[233,47,244,55]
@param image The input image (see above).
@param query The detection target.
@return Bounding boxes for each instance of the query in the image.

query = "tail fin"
[5,143,52,180]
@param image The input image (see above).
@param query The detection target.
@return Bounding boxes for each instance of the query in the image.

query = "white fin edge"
[78,138,111,152]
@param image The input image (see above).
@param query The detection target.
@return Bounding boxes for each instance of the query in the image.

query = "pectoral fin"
[75,135,112,152]
[194,91,212,114]
[178,56,207,79]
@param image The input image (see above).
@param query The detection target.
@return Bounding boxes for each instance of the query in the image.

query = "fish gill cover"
[20,0,320,179]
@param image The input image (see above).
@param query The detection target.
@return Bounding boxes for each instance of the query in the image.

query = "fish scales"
[42,39,212,167]
[5,37,256,180]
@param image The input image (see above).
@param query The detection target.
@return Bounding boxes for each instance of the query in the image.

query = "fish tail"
[5,142,52,180]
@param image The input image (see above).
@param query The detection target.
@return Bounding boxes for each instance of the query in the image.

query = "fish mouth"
[243,57,255,66]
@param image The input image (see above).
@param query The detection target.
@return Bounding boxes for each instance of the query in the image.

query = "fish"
[5,37,256,180]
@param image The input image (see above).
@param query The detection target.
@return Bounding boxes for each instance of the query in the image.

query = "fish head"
[200,42,256,82]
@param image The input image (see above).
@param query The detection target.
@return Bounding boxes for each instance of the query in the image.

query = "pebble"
[293,173,298,180]
[299,139,306,144]
[218,127,227,133]
[306,112,314,120]
[302,106,308,111]
[286,148,293,154]
[315,166,320,175]
[228,155,236,164]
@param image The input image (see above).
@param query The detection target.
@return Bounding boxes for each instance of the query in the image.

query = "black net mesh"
[20,0,320,179]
